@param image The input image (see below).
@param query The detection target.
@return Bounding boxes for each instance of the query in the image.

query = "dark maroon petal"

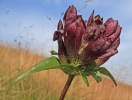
[107,38,120,51]
[89,38,106,52]
[85,20,87,27]
[63,5,77,21]
[53,20,64,41]
[79,50,94,64]
[66,21,77,33]
[64,30,76,57]
[53,31,62,41]
[64,16,85,58]
[81,25,94,48]
[58,37,68,63]
[81,15,105,48]
[99,40,111,53]
[76,15,86,29]
[79,38,105,64]
[58,20,63,30]
[75,26,85,53]
[92,24,105,41]
[108,26,122,43]
[53,5,122,66]
[104,18,114,25]
[98,49,118,63]
[75,17,86,52]
[64,20,73,29]
[103,19,118,37]
[87,10,94,26]
[93,15,103,25]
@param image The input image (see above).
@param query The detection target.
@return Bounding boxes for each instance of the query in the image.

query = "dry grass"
[0,44,132,100]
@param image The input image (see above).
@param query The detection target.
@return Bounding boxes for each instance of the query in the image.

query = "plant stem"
[59,74,75,100]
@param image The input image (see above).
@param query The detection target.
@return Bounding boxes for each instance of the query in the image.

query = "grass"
[0,44,132,100]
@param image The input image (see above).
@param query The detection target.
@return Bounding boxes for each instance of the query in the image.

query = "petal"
[58,37,68,64]
[87,10,94,26]
[107,38,120,51]
[99,40,111,53]
[98,49,118,63]
[63,5,77,21]
[91,49,118,67]
[64,31,76,57]
[53,31,62,41]
[79,38,106,64]
[53,20,64,41]
[66,21,77,33]
[104,18,114,25]
[103,18,118,37]
[89,38,106,52]
[57,20,63,30]
[93,15,103,25]
[108,26,122,43]
[64,16,85,58]
[85,20,87,27]
[81,16,105,48]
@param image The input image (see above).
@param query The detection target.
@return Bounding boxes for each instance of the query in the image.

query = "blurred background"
[0,0,132,100]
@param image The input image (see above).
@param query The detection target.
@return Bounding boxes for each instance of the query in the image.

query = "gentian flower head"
[7,5,122,99]
[53,5,122,68]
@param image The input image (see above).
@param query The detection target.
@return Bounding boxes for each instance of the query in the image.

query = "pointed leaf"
[99,67,117,86]
[51,50,58,55]
[88,71,102,83]
[7,56,61,92]
[79,71,89,86]
[95,71,102,82]
[59,64,76,75]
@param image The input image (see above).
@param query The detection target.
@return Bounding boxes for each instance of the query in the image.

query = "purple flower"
[53,5,122,67]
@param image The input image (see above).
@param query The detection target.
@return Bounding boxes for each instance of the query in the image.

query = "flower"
[7,5,121,93]
[53,5,122,68]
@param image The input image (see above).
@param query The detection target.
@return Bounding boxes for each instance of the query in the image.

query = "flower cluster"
[7,5,122,96]
[53,5,122,68]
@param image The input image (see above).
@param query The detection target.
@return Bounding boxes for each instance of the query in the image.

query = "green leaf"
[98,67,117,86]
[95,71,102,82]
[50,50,58,55]
[7,56,61,92]
[88,71,102,83]
[79,71,89,86]
[61,66,74,75]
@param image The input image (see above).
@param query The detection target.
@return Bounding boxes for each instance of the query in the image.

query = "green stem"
[59,74,75,100]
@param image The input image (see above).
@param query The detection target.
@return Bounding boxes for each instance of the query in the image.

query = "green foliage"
[7,56,61,92]
[79,70,89,86]
[94,67,117,86]
[50,50,58,55]
[7,55,117,93]
[88,70,102,83]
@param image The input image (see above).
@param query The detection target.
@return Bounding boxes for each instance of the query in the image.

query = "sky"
[0,0,132,85]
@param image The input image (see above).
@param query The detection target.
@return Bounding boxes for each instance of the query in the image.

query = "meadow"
[0,44,132,100]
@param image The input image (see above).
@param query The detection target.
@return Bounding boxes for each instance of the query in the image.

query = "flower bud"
[63,6,85,60]
[53,20,68,63]
[53,5,122,67]
[79,11,122,65]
